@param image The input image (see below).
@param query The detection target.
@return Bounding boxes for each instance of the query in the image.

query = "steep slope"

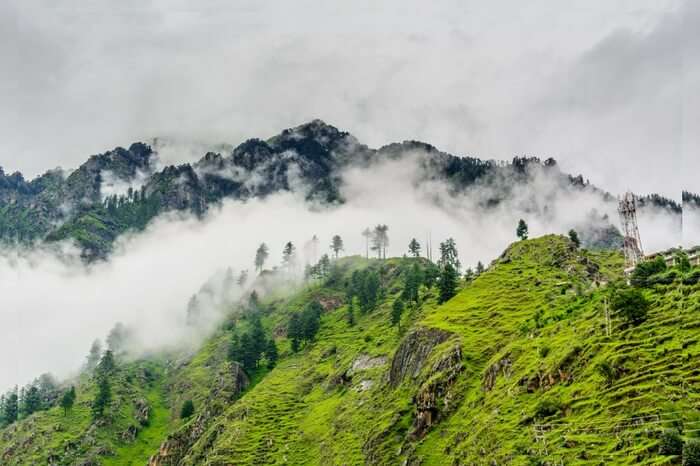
[154,237,697,465]
[2,236,697,465]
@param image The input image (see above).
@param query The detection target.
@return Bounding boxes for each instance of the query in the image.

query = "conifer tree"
[438,238,461,273]
[92,377,112,420]
[86,339,102,373]
[464,267,475,282]
[288,314,303,352]
[20,385,41,417]
[254,243,269,273]
[438,263,459,304]
[180,399,195,419]
[96,350,115,376]
[330,235,344,258]
[517,219,529,240]
[391,299,404,328]
[60,387,76,415]
[282,241,297,271]
[2,390,18,425]
[408,238,421,257]
[361,228,371,258]
[568,229,581,248]
[265,338,278,369]
[475,261,485,276]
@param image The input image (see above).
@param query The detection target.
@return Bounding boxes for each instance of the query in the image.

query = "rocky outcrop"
[483,355,513,391]
[389,327,452,387]
[411,343,464,439]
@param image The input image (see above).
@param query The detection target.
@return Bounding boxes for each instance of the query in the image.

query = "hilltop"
[3,120,680,259]
[1,235,698,465]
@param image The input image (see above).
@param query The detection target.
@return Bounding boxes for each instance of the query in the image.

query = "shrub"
[534,398,562,418]
[684,439,700,466]
[596,361,617,386]
[658,429,683,456]
[538,346,550,358]
[611,287,649,326]
[180,399,195,419]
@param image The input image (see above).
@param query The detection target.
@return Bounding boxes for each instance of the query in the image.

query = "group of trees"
[228,312,278,373]
[287,301,323,352]
[347,269,382,316]
[0,374,61,427]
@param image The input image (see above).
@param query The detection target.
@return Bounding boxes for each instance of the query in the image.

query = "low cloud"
[0,152,683,391]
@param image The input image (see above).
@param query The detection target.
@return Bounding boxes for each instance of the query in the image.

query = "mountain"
[1,119,673,259]
[1,235,698,465]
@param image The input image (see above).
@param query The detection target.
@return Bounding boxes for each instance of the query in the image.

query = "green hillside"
[1,235,698,465]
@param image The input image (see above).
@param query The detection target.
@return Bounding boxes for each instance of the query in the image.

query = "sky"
[0,0,696,199]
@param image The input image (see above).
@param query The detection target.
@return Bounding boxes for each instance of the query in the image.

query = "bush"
[538,346,550,358]
[611,287,649,326]
[684,439,700,466]
[658,429,683,456]
[180,399,195,419]
[596,361,618,386]
[534,398,562,418]
[631,257,666,287]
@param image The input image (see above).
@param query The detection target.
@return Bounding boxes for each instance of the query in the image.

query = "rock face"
[148,362,249,466]
[411,343,464,439]
[389,327,451,387]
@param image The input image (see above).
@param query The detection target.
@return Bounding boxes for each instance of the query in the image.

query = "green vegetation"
[1,235,698,465]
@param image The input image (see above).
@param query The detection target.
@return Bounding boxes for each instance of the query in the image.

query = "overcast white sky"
[0,0,696,198]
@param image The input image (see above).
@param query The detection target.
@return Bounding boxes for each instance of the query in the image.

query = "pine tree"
[2,390,18,425]
[402,263,422,304]
[438,263,459,304]
[346,299,355,326]
[60,387,76,415]
[408,238,421,257]
[371,225,389,259]
[21,385,41,417]
[282,241,297,271]
[254,243,269,273]
[288,314,303,352]
[265,338,278,369]
[568,229,581,248]
[438,238,461,273]
[330,235,344,258]
[361,228,371,258]
[475,261,485,276]
[86,339,102,372]
[96,350,115,376]
[391,299,404,328]
[91,377,112,420]
[237,270,249,286]
[180,399,195,419]
[517,219,529,240]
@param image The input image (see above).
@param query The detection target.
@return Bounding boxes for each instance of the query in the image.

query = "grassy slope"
[2,236,697,465]
[182,235,700,465]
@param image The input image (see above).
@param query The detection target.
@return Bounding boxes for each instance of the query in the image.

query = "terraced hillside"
[1,235,698,465]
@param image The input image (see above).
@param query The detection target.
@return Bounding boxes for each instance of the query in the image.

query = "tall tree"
[408,238,421,257]
[568,229,581,248]
[237,270,249,286]
[265,338,278,369]
[438,238,461,273]
[20,385,41,417]
[402,263,422,305]
[60,387,76,415]
[254,243,269,273]
[282,241,297,272]
[371,224,389,259]
[2,389,18,425]
[96,350,115,376]
[516,219,529,240]
[330,235,344,258]
[288,314,303,352]
[438,263,459,304]
[86,339,102,373]
[91,377,112,420]
[464,267,475,282]
[391,299,404,328]
[475,261,485,276]
[361,228,371,258]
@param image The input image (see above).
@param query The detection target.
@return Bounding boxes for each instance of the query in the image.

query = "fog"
[0,152,683,391]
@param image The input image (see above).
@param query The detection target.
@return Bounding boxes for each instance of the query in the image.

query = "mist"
[0,151,683,391]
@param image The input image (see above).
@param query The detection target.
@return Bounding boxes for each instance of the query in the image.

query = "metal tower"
[618,191,644,269]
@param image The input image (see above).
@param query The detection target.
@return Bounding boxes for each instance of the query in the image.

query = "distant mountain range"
[0,120,683,259]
